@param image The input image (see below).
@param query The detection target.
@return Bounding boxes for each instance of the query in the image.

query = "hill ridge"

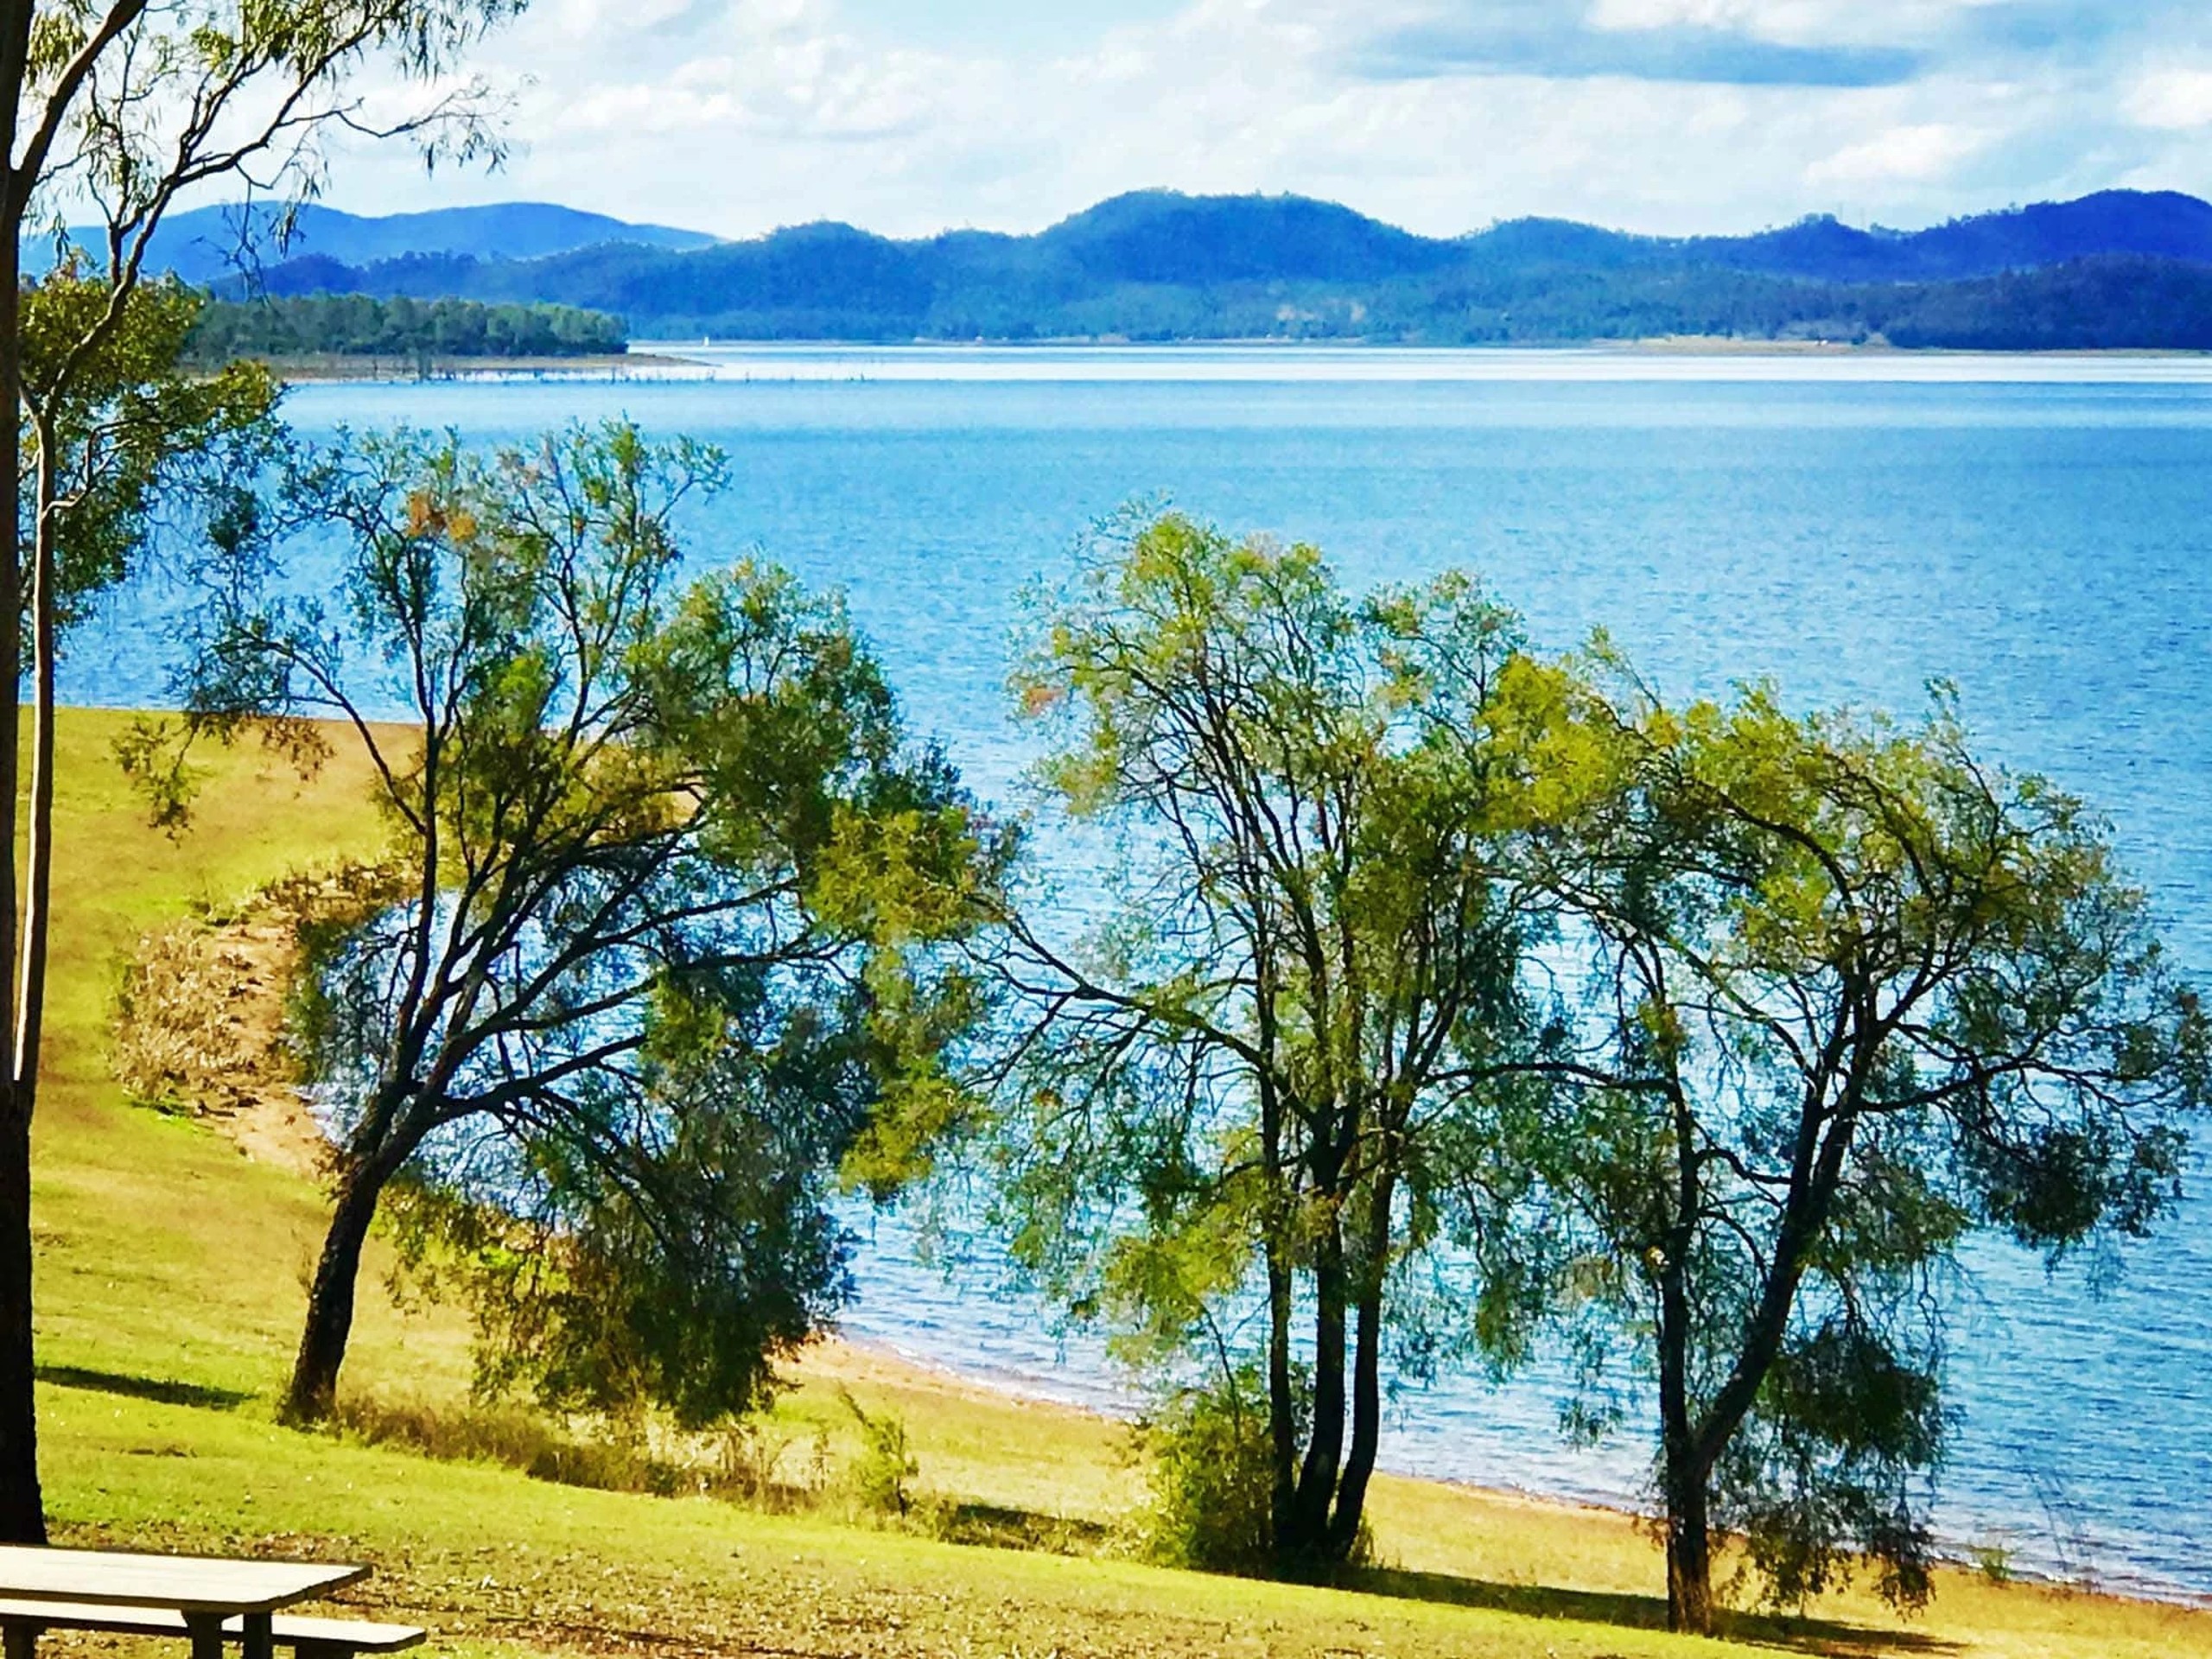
[54,199,721,286]
[108,186,2212,348]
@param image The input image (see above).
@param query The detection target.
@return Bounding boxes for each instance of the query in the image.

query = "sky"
[327,0,2212,240]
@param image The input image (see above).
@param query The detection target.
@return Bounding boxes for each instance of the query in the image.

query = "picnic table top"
[0,1547,368,1616]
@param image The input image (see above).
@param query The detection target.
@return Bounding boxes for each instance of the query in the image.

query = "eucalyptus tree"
[0,0,516,1536]
[1517,667,2207,1635]
[991,514,1570,1571]
[158,421,1005,1427]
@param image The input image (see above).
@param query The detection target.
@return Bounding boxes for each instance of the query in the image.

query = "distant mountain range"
[106,188,2212,347]
[52,200,717,287]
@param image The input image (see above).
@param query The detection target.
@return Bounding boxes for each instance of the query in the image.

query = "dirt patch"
[111,898,331,1179]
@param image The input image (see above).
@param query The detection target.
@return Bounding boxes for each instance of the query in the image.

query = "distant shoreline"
[634,336,2212,358]
[253,350,709,384]
[245,340,2212,388]
[618,340,2212,386]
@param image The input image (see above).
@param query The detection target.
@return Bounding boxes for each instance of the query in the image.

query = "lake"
[83,346,2212,1599]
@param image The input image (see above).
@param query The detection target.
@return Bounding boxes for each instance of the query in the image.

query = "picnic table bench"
[0,1547,425,1659]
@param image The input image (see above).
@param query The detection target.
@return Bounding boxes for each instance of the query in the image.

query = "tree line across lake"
[168,245,2212,359]
[233,235,2212,348]
[181,291,628,362]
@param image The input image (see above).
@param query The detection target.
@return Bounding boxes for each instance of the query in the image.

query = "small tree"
[0,257,283,1537]
[159,420,1004,1426]
[991,515,1567,1572]
[1519,667,2207,1634]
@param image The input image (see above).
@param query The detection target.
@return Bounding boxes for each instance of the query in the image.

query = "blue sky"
[334,0,2212,238]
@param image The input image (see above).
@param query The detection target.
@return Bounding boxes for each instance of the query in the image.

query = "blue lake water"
[86,348,2212,1598]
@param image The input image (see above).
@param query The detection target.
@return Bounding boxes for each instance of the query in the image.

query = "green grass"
[25,709,2212,1659]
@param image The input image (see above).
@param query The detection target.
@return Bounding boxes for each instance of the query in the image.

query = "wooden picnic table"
[0,1546,369,1659]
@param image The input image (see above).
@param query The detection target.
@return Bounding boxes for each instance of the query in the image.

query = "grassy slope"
[26,708,2212,1659]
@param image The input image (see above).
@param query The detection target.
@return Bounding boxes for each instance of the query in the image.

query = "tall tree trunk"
[282,1154,395,1426]
[1287,1214,1347,1563]
[0,427,60,1548]
[1259,1073,1296,1554]
[0,128,43,1538]
[14,423,54,1107]
[1664,1441,1715,1637]
[0,1108,40,1543]
[1327,1274,1383,1561]
[1326,1174,1394,1562]
[1265,1227,1296,1550]
[1657,1257,1710,1635]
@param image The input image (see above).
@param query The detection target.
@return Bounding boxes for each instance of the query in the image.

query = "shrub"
[1972,1541,2017,1586]
[1135,1368,1279,1576]
[708,1419,818,1509]
[838,1388,919,1516]
[111,914,290,1116]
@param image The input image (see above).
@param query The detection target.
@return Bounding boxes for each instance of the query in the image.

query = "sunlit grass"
[24,708,2212,1659]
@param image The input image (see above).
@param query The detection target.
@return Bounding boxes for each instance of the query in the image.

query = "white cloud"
[1806,120,1984,186]
[2126,67,2212,130]
[1586,0,1825,36]
[521,0,988,142]
[308,0,2209,242]
[1584,0,2015,44]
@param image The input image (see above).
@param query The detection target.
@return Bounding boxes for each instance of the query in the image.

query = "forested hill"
[161,188,2212,346]
[49,200,718,288]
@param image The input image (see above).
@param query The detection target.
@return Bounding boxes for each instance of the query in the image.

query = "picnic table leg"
[239,1611,275,1659]
[2,1618,36,1659]
[186,1612,225,1659]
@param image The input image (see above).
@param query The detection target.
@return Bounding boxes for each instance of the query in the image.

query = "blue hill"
[93,186,2212,348]
[68,200,720,285]
[1037,190,1462,283]
[1681,190,2212,280]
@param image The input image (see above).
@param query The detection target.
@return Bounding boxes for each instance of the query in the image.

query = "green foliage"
[993,512,1567,1570]
[992,523,2202,1621]
[0,0,526,1540]
[451,1051,866,1430]
[183,293,626,362]
[1715,1320,1947,1611]
[1510,661,2208,1630]
[159,419,1009,1427]
[1134,1367,1283,1576]
[19,260,282,638]
[838,1387,919,1517]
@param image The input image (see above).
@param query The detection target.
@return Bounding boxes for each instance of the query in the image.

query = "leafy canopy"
[1517,659,2207,1618]
[989,512,1572,1567]
[156,419,1007,1426]
[20,260,279,639]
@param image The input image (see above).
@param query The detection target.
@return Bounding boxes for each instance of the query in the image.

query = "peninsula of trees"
[182,293,627,363]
